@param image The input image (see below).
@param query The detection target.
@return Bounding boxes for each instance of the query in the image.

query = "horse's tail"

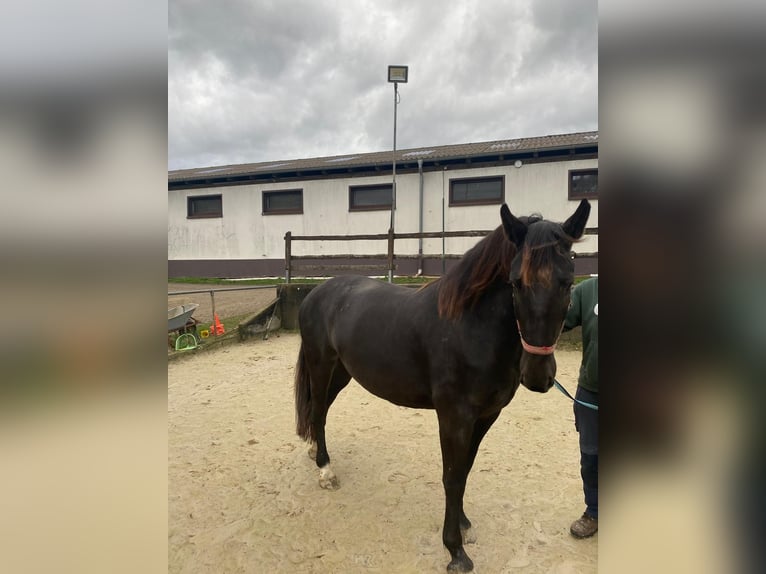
[294,343,315,442]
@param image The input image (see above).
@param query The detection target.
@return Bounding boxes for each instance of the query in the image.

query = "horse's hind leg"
[310,359,351,490]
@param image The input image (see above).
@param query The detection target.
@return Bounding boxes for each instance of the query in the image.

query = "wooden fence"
[284,228,597,283]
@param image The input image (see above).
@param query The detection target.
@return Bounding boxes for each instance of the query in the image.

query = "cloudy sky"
[168,0,597,171]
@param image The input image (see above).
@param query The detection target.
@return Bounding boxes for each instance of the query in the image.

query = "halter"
[516,320,563,355]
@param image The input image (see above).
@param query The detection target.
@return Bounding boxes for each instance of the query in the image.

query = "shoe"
[570,513,598,538]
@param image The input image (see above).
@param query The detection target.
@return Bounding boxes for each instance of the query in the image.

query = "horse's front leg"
[460,411,502,544]
[437,407,476,572]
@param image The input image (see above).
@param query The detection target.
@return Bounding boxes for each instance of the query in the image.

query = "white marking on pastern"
[318,463,340,490]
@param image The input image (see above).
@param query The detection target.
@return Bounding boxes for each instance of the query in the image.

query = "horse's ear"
[500,204,527,248]
[562,199,591,239]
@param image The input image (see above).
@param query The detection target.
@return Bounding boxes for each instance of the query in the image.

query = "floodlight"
[387,65,408,83]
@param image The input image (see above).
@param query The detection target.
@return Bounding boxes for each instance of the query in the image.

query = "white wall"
[168,157,598,261]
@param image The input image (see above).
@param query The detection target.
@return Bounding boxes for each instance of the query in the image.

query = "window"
[187,194,222,218]
[263,189,303,215]
[568,169,598,199]
[449,176,504,206]
[349,184,393,211]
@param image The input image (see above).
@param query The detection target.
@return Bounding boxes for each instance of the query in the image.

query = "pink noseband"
[516,320,562,355]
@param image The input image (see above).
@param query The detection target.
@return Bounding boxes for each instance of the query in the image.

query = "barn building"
[168,130,598,279]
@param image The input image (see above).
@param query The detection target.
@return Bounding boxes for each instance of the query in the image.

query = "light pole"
[387,65,408,282]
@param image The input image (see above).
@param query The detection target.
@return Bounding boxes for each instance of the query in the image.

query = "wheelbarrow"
[168,303,199,332]
[168,304,200,350]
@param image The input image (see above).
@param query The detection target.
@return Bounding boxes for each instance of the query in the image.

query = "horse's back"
[300,275,421,327]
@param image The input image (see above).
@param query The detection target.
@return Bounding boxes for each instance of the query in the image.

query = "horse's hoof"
[319,475,340,490]
[318,464,340,490]
[446,551,473,572]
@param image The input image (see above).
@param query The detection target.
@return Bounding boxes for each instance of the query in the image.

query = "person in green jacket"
[563,275,598,538]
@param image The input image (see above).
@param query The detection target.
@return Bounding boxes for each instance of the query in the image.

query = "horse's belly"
[357,381,434,409]
[343,358,433,409]
[356,379,434,409]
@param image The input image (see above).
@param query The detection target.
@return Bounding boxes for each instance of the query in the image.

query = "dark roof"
[169,130,597,188]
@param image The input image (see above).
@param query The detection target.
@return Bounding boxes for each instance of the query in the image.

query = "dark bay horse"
[294,199,590,572]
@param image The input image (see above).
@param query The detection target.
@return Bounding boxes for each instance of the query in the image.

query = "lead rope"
[553,379,598,410]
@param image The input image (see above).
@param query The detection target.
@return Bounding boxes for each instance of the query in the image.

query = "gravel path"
[168,283,279,325]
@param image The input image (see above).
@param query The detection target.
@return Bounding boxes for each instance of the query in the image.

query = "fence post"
[387,227,395,283]
[209,290,217,336]
[284,231,292,284]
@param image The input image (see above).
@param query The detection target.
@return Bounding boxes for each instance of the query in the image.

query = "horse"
[294,199,591,572]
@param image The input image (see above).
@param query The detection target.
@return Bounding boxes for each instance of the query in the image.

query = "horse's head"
[501,199,591,393]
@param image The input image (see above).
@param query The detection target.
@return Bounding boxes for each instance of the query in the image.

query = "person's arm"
[563,282,582,331]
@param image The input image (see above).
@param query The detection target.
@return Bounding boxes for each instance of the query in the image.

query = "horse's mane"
[432,215,576,320]
[433,225,516,320]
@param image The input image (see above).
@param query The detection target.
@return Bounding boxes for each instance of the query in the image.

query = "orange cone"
[213,314,225,335]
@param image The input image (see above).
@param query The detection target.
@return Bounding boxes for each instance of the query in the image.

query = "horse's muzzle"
[519,353,557,393]
[520,375,555,393]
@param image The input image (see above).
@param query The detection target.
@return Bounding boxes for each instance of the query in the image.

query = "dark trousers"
[574,386,598,519]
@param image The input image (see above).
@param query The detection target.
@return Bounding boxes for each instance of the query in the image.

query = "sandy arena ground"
[168,333,597,573]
